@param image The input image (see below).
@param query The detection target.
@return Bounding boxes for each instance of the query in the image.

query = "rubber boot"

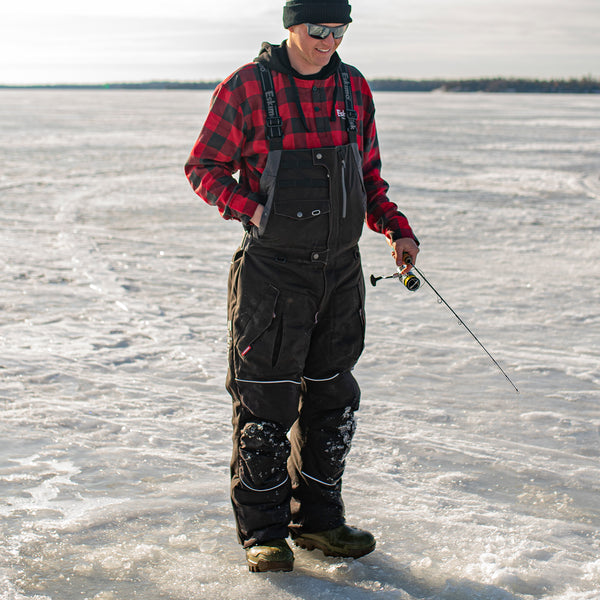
[246,539,294,572]
[291,525,375,558]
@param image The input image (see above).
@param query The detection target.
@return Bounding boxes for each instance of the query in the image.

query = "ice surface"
[0,90,599,599]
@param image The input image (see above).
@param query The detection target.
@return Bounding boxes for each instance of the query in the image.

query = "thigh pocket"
[233,284,279,374]
[232,285,313,379]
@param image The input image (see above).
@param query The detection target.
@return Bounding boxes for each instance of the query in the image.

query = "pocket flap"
[235,284,279,355]
[274,200,330,220]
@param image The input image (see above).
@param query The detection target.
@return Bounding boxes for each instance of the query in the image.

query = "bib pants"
[227,66,368,548]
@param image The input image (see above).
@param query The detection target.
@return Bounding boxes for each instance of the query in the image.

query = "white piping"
[303,373,340,382]
[240,475,289,493]
[236,378,301,386]
[301,470,340,487]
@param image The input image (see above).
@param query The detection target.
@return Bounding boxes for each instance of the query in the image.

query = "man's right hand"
[250,204,264,227]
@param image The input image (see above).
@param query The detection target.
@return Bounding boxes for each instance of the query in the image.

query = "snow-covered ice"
[0,90,599,599]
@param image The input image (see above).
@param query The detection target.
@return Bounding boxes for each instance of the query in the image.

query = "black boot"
[291,525,375,558]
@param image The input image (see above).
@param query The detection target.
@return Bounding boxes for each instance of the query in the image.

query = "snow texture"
[0,90,599,599]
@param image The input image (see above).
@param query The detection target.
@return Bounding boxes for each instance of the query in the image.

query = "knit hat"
[283,0,352,29]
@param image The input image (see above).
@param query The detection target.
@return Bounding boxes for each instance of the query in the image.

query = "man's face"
[287,23,346,75]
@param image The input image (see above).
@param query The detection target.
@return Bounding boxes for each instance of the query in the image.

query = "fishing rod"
[371,255,519,393]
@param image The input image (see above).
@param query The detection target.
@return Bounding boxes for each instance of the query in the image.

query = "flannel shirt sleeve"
[358,79,418,244]
[184,75,264,224]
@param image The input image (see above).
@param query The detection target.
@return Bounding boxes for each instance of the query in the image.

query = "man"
[185,0,419,573]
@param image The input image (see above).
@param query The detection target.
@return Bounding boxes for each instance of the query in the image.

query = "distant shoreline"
[1,77,599,93]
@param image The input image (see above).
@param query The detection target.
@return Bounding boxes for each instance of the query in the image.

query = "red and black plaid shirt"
[185,60,416,242]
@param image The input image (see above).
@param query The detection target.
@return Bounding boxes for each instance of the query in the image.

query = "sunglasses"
[305,23,349,40]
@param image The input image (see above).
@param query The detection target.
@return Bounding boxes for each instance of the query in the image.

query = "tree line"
[2,77,599,93]
[368,77,600,93]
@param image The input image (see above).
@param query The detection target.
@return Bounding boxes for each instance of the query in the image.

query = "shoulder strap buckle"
[339,65,358,138]
[266,116,282,128]
[256,63,283,141]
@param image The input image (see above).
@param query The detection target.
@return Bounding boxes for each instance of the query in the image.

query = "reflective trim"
[236,378,302,386]
[303,373,340,382]
[240,475,289,493]
[301,470,340,487]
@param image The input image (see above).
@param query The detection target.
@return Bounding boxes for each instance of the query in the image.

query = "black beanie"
[283,0,352,29]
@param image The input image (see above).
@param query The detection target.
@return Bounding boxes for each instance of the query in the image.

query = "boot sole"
[293,537,376,559]
[247,559,294,573]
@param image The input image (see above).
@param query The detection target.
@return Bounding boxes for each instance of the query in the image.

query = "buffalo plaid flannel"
[185,61,416,242]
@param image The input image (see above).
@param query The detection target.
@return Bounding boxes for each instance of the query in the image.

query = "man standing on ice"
[185,0,419,572]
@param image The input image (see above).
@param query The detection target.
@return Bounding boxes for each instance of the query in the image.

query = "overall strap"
[339,63,358,144]
[257,61,358,146]
[256,63,283,151]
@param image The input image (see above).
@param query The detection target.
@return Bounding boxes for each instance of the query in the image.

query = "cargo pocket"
[233,284,280,378]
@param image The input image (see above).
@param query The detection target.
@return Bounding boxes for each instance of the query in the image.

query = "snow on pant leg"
[226,249,317,547]
[229,376,300,547]
[289,372,361,533]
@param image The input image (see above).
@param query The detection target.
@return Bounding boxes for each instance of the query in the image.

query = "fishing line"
[371,257,519,393]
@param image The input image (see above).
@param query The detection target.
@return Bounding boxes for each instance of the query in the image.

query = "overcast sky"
[1,0,599,84]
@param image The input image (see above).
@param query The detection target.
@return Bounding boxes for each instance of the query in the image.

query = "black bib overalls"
[227,64,368,547]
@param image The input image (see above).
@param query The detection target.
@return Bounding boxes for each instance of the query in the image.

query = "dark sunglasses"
[305,23,349,40]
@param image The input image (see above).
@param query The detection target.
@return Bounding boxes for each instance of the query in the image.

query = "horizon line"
[1,75,599,86]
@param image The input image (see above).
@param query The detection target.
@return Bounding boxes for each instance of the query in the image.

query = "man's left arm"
[360,86,419,271]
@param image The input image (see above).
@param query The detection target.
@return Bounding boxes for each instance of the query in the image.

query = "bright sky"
[1,0,599,84]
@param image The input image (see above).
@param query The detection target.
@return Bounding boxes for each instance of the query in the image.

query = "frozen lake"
[1,89,599,600]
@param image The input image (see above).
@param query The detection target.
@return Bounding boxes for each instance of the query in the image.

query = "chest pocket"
[274,150,331,220]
